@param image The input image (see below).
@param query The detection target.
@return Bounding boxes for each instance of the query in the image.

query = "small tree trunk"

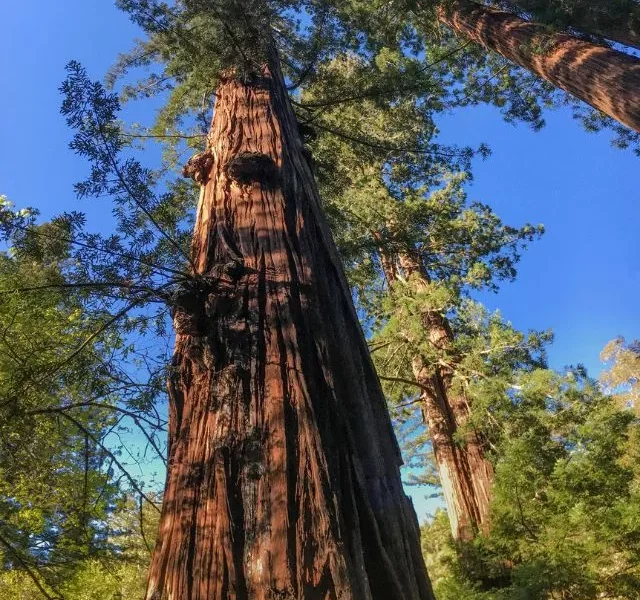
[145,49,435,600]
[412,354,492,541]
[435,0,640,132]
[381,249,493,541]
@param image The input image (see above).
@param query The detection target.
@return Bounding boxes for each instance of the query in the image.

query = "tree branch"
[56,411,161,513]
[0,532,63,600]
[378,374,430,391]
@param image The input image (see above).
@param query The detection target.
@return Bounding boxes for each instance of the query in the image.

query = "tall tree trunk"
[378,247,493,541]
[145,48,435,600]
[434,0,640,132]
[502,0,640,51]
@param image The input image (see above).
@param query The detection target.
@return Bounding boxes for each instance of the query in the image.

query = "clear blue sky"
[2,1,638,521]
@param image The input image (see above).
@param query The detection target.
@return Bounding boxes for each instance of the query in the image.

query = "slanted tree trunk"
[145,47,435,600]
[502,0,640,51]
[433,0,640,132]
[378,247,493,541]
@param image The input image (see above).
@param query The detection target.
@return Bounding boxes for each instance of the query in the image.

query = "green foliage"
[0,209,165,598]
[0,224,119,595]
[600,336,640,414]
[421,368,640,599]
[497,0,640,45]
[0,559,146,600]
[0,496,158,600]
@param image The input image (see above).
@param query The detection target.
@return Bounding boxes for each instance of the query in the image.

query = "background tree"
[427,0,640,132]
[421,367,640,599]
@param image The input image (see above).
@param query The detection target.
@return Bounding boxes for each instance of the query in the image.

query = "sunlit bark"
[436,0,640,132]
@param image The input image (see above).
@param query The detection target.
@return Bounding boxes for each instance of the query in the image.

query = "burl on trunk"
[145,53,435,600]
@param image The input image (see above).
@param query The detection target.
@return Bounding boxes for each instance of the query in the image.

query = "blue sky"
[2,1,639,521]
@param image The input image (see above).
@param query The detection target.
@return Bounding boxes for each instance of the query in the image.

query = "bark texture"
[146,51,435,600]
[379,249,493,541]
[436,0,640,132]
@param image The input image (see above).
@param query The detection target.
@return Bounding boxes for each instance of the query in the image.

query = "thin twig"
[139,496,154,555]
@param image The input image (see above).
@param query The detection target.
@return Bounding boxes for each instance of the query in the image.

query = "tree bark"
[434,0,640,132]
[379,248,493,541]
[145,48,435,600]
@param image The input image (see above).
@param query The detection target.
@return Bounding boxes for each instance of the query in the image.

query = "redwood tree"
[432,0,640,132]
[145,48,435,600]
[382,250,493,540]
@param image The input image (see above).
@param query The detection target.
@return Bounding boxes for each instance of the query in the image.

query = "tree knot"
[226,152,279,188]
[182,151,215,184]
[169,278,213,335]
[207,259,245,283]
